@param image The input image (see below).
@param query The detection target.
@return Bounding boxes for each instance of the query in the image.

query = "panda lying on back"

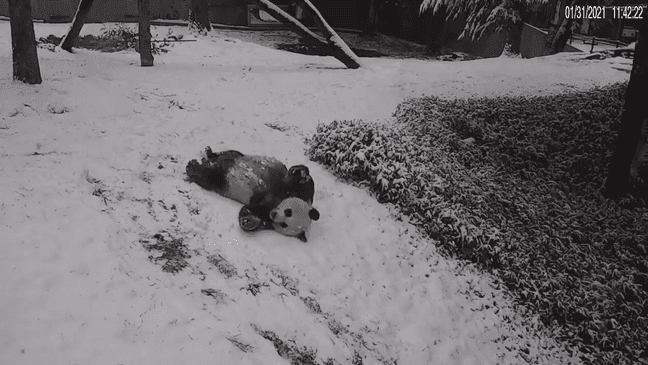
[185,147,319,242]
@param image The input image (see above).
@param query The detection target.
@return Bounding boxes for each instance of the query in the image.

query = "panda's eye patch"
[284,209,292,217]
[280,223,288,228]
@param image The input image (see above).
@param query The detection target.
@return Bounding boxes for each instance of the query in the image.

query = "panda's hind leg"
[286,165,315,204]
[204,147,244,160]
[185,157,230,193]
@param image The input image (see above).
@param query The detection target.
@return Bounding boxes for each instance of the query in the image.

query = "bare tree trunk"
[253,0,361,68]
[367,0,376,32]
[509,22,523,54]
[8,0,42,84]
[189,0,211,32]
[138,0,154,66]
[359,0,376,35]
[60,0,95,52]
[544,0,562,49]
[604,15,648,197]
[614,18,623,40]
[507,1,527,54]
[546,17,574,54]
[545,0,585,55]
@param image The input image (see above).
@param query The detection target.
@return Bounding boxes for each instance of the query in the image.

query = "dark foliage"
[39,24,174,54]
[141,232,190,273]
[253,326,320,365]
[308,82,648,365]
[207,254,238,278]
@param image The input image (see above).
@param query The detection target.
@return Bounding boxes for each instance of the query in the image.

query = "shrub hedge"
[308,82,648,365]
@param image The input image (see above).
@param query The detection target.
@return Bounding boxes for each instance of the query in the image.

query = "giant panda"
[185,147,319,241]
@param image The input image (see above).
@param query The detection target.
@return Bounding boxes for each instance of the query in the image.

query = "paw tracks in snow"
[133,87,199,112]
[297,295,396,365]
[83,154,209,274]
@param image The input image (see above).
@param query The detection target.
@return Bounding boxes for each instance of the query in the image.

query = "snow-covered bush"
[309,81,648,365]
[308,119,499,266]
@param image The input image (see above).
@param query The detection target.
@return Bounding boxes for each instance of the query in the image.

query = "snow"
[0,21,630,365]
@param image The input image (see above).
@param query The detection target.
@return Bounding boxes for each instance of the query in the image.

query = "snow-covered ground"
[0,21,631,365]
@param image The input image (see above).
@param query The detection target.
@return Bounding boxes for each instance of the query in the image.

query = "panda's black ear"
[309,208,320,221]
[297,231,308,242]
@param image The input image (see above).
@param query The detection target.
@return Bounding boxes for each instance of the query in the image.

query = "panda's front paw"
[186,159,202,179]
[238,206,267,232]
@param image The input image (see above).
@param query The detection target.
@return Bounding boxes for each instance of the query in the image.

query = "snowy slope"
[0,22,629,365]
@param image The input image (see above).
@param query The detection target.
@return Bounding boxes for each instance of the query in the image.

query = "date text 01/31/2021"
[565,5,644,20]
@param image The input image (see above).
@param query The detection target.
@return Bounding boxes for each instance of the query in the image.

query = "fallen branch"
[252,0,361,68]
[60,0,95,52]
[302,0,362,67]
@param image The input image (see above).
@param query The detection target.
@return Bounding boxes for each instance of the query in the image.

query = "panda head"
[269,197,320,242]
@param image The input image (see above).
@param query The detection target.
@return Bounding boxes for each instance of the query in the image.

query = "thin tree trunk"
[367,0,376,31]
[359,0,376,35]
[545,0,585,55]
[547,16,574,54]
[138,0,154,66]
[614,18,623,40]
[604,15,648,197]
[253,0,362,68]
[60,0,95,52]
[544,0,562,49]
[8,0,42,84]
[189,0,211,31]
[509,22,523,54]
[508,2,527,54]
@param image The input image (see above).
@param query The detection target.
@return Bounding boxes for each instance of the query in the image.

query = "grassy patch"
[308,81,648,365]
[226,335,255,353]
[141,231,190,273]
[201,288,228,304]
[270,266,300,295]
[241,270,270,296]
[207,254,238,278]
[300,296,323,315]
[253,325,320,365]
